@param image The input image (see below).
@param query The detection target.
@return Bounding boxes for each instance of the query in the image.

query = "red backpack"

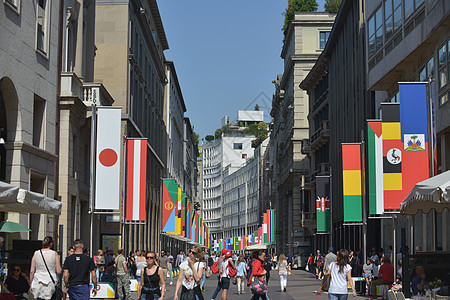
[211,260,220,274]
[227,263,237,278]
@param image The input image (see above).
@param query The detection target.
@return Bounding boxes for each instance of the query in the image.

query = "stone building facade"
[270,13,335,255]
[0,0,60,241]
[94,0,168,252]
[58,0,116,256]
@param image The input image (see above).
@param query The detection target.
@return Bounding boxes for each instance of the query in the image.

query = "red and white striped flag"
[126,139,147,221]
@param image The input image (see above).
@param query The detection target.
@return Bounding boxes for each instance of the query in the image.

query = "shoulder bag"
[142,267,161,299]
[320,273,331,291]
[250,275,267,296]
[39,250,63,300]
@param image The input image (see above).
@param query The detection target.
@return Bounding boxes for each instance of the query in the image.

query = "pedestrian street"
[127,269,372,300]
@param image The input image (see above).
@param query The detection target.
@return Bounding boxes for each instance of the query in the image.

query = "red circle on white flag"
[99,148,118,167]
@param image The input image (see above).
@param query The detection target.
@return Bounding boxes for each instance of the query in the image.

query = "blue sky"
[158,0,326,139]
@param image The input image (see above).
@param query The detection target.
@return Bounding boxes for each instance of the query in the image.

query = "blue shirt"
[236,262,246,277]
[287,253,294,264]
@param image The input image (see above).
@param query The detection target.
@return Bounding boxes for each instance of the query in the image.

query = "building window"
[36,0,50,55]
[404,0,425,20]
[384,0,402,40]
[33,95,46,148]
[242,154,247,159]
[439,93,448,106]
[438,42,448,90]
[233,143,243,150]
[4,0,20,13]
[368,6,383,57]
[319,31,330,49]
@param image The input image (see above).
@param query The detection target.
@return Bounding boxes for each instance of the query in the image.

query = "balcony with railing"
[60,72,114,107]
[310,120,330,150]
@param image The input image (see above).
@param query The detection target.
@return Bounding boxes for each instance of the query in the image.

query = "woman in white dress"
[29,236,62,300]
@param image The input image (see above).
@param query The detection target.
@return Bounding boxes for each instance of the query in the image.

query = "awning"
[245,243,272,251]
[0,181,20,204]
[0,181,62,215]
[400,170,450,215]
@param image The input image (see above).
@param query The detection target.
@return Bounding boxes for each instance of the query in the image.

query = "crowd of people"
[2,237,432,300]
[307,245,429,298]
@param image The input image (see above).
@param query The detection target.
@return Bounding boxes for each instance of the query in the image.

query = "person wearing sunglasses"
[174,246,205,300]
[138,252,165,300]
[5,265,30,300]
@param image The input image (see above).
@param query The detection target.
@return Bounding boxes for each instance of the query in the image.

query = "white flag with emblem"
[95,107,121,210]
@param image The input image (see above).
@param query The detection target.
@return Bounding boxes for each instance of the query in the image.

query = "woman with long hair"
[248,250,268,300]
[138,251,165,300]
[174,245,204,300]
[29,236,62,300]
[94,250,105,282]
[236,256,247,295]
[326,249,357,300]
[277,254,290,292]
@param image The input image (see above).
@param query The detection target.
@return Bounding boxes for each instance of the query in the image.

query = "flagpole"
[89,103,97,255]
[427,77,435,176]
[361,131,367,263]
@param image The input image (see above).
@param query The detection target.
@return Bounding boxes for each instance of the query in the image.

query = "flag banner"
[174,187,181,235]
[126,139,147,221]
[316,176,331,232]
[162,179,178,233]
[95,107,122,210]
[381,103,404,210]
[367,121,384,215]
[262,212,268,243]
[181,192,186,237]
[342,143,363,222]
[399,83,430,203]
[270,210,275,242]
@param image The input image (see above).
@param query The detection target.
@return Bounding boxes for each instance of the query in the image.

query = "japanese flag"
[95,107,121,210]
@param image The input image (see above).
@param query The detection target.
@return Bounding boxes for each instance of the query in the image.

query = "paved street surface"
[130,269,371,300]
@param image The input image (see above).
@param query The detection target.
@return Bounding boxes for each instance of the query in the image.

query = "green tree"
[205,135,214,142]
[192,127,199,146]
[324,0,342,13]
[243,122,269,148]
[214,125,231,140]
[282,0,319,37]
[254,104,260,111]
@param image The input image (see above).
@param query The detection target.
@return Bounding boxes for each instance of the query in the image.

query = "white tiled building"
[202,110,263,238]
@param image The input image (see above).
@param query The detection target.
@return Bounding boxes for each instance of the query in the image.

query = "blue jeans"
[68,284,90,300]
[328,293,348,300]
[200,269,206,289]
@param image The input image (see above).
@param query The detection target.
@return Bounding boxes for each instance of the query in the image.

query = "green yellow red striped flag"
[342,143,363,222]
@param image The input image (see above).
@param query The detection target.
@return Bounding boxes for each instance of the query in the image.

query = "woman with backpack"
[174,246,204,300]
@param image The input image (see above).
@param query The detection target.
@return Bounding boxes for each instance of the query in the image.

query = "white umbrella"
[400,170,450,214]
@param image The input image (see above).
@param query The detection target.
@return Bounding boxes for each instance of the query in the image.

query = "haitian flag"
[162,179,177,233]
[399,83,429,205]
[316,176,331,231]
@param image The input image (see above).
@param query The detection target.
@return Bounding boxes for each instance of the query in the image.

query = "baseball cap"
[221,249,228,255]
[224,250,232,258]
